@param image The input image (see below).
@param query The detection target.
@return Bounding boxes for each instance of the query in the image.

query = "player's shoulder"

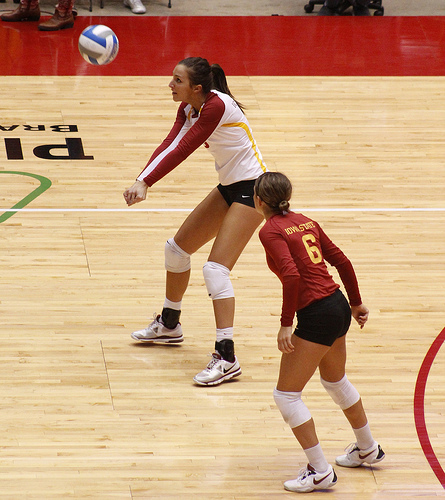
[207,90,241,112]
[288,211,318,227]
[197,91,231,123]
[204,90,227,109]
[260,214,287,235]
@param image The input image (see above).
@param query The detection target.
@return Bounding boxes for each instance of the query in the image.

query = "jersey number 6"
[302,234,322,264]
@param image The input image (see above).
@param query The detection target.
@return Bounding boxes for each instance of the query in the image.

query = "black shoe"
[353,4,370,15]
[318,5,338,15]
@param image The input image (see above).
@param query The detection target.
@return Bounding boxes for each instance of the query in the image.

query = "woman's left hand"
[351,304,369,329]
[277,326,294,354]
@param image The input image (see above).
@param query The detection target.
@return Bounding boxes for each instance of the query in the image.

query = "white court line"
[0,208,445,213]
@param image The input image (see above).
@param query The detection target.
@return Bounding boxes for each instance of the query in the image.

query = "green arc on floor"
[0,171,52,223]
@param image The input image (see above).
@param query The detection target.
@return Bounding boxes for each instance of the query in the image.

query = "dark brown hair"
[254,172,292,214]
[178,57,245,111]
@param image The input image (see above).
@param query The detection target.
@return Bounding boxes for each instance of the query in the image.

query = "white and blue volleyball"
[78,25,119,66]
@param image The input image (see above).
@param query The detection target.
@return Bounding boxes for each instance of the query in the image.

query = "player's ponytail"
[179,57,245,112]
[255,172,292,215]
[210,64,245,112]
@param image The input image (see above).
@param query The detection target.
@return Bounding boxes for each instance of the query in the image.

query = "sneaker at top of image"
[193,352,241,386]
[353,3,371,15]
[131,313,183,344]
[318,4,338,15]
[335,442,385,468]
[284,464,337,493]
[123,0,146,14]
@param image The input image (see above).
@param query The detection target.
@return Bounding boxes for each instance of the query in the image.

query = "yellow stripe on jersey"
[221,122,267,173]
[187,103,204,121]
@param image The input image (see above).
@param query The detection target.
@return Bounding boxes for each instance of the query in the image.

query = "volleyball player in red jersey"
[254,172,384,493]
[123,57,267,386]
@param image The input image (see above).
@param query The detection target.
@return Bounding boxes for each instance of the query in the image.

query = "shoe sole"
[284,475,337,493]
[38,22,74,31]
[131,333,184,343]
[284,482,336,493]
[1,15,40,21]
[193,367,242,386]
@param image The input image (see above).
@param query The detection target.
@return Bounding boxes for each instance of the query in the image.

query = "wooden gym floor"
[1,15,445,500]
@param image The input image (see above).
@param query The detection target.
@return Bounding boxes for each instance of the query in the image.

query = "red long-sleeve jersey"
[259,211,362,327]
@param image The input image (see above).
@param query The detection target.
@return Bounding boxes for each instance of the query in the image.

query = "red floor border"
[414,327,445,489]
[1,16,445,76]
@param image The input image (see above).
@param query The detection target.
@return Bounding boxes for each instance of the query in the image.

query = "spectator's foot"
[318,5,338,15]
[123,0,146,14]
[38,9,75,30]
[1,4,40,21]
[353,4,371,15]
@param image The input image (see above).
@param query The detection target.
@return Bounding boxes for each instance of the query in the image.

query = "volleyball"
[78,25,119,66]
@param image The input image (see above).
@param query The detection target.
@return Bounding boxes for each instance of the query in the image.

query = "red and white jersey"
[259,211,362,327]
[137,90,267,187]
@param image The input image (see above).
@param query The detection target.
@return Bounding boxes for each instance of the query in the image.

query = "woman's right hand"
[277,326,294,354]
[123,180,148,206]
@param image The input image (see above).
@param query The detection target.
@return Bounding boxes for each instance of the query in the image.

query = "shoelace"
[150,312,160,324]
[344,442,360,454]
[205,353,222,370]
[297,467,314,480]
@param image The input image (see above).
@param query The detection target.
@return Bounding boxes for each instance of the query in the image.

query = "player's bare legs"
[273,335,337,491]
[189,191,262,385]
[131,188,261,346]
[276,335,330,449]
[206,201,263,327]
[276,335,371,447]
[165,188,230,302]
[319,336,367,429]
[130,188,227,343]
[172,188,262,326]
[319,336,385,467]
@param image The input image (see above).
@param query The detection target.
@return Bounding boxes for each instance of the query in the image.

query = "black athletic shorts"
[294,289,352,347]
[217,179,256,208]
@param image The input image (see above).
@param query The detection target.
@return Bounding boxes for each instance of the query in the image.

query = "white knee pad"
[164,238,191,273]
[273,388,312,429]
[202,261,234,300]
[320,375,360,410]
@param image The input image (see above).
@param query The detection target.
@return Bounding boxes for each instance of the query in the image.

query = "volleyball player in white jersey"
[124,57,267,386]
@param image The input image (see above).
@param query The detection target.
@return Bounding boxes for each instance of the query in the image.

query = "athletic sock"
[304,443,330,473]
[216,327,233,342]
[353,423,376,450]
[163,298,182,311]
